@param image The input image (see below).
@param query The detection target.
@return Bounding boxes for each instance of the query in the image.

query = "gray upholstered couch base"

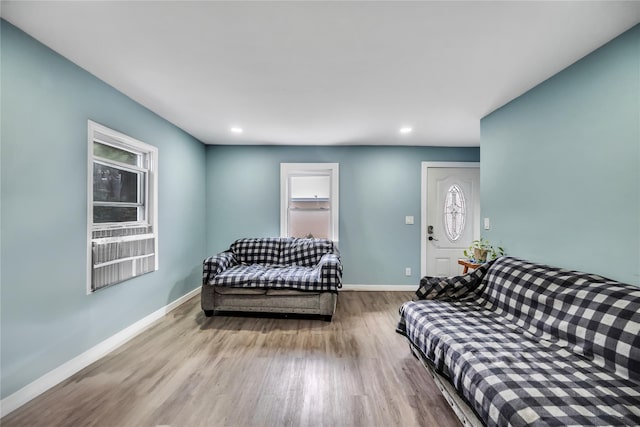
[201,285,337,321]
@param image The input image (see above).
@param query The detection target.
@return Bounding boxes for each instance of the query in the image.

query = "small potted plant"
[463,238,504,263]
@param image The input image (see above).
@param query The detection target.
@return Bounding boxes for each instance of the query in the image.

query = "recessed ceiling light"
[399,127,413,134]
[230,127,243,134]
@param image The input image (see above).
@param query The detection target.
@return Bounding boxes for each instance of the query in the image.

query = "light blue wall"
[205,145,480,285]
[0,20,206,398]
[481,25,639,285]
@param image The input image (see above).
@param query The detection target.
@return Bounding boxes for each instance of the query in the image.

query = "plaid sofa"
[201,237,342,319]
[397,256,640,427]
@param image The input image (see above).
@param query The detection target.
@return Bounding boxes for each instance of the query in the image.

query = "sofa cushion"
[399,298,640,427]
[479,257,640,382]
[265,289,320,296]
[210,264,339,292]
[279,238,335,267]
[231,238,282,265]
[214,286,266,295]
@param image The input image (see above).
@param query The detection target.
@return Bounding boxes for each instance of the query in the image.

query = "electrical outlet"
[405,267,412,276]
[405,216,414,225]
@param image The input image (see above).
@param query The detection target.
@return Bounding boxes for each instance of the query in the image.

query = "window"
[280,163,339,242]
[443,184,466,242]
[87,121,158,293]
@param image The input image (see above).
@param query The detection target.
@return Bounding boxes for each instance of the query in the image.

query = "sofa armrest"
[415,260,493,301]
[318,253,343,290]
[202,251,238,285]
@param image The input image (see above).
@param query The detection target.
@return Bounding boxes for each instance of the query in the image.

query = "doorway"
[421,162,480,277]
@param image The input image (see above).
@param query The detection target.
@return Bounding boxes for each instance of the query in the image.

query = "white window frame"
[87,120,159,294]
[280,163,339,243]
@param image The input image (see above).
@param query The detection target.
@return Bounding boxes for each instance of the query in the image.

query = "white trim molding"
[0,287,201,418]
[341,284,417,291]
[421,161,480,278]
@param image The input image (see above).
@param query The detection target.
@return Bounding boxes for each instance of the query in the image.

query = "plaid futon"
[203,237,342,292]
[397,257,640,427]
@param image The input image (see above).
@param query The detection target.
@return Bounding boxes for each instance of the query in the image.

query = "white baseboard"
[341,284,417,291]
[0,287,201,418]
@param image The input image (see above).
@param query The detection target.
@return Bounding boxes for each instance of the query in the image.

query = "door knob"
[428,236,438,241]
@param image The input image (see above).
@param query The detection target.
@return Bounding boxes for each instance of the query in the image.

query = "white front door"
[422,163,480,277]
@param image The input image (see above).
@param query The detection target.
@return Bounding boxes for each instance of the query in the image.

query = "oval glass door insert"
[443,184,466,241]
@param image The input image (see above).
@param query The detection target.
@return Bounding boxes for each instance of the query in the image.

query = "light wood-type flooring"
[2,291,461,427]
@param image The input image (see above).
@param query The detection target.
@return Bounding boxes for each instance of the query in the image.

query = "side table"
[458,259,481,274]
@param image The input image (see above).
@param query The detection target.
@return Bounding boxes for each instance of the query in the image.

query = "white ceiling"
[2,1,639,146]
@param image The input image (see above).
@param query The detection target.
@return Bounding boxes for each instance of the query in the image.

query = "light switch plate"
[484,217,491,230]
[405,216,414,225]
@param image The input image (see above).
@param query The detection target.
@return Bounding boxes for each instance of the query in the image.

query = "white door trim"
[421,162,480,278]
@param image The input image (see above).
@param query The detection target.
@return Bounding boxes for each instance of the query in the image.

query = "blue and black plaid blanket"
[203,237,342,293]
[398,257,640,427]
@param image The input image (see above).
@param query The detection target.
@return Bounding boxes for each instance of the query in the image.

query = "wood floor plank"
[2,291,461,427]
